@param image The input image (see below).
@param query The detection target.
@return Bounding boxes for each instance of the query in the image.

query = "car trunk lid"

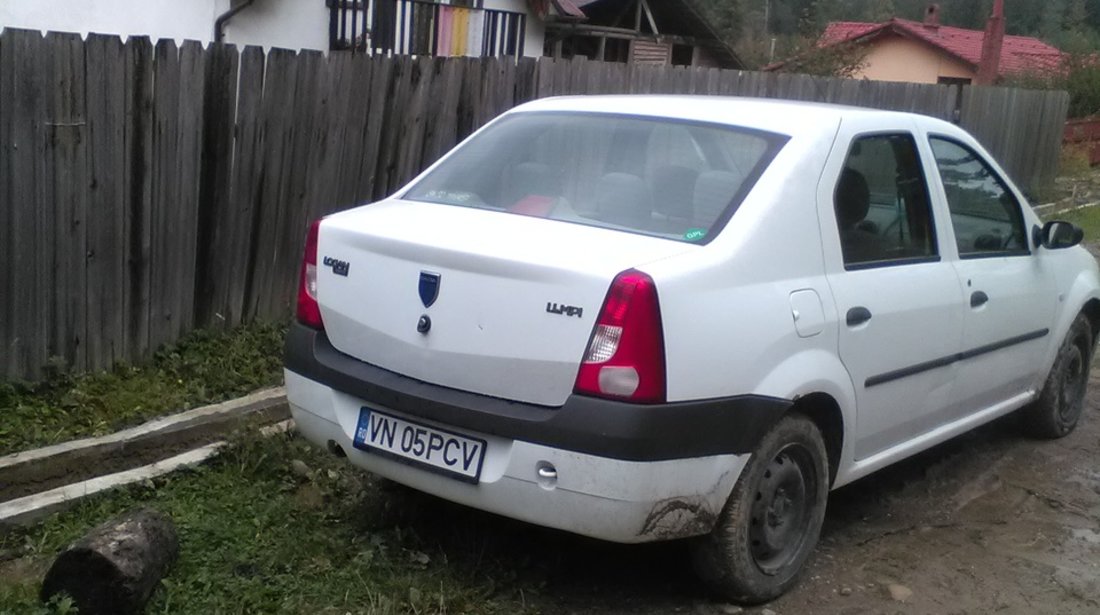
[316,200,693,407]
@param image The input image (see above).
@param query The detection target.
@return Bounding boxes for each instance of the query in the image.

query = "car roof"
[511,95,957,140]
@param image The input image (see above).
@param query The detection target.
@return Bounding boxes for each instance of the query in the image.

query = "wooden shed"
[544,0,742,69]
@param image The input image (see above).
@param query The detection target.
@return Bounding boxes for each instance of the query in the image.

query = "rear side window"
[404,112,787,243]
[834,133,938,268]
[928,137,1029,257]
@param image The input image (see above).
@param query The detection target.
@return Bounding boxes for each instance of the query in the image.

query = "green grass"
[0,431,540,615]
[0,322,287,456]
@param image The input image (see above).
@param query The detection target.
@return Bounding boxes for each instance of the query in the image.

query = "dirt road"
[400,369,1100,615]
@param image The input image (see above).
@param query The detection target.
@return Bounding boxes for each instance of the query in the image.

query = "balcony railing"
[328,0,527,58]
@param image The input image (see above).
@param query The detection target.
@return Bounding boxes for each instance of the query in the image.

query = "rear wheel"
[690,414,828,604]
[1023,314,1094,439]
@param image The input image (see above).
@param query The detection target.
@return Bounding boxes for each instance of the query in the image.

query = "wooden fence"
[1064,116,1100,166]
[0,28,1070,380]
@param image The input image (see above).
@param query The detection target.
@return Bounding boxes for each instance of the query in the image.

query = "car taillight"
[296,219,323,329]
[574,270,666,403]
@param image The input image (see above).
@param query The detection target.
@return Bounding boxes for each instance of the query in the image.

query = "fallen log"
[40,508,179,615]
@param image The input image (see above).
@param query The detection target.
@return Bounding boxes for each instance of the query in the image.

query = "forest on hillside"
[696,0,1100,69]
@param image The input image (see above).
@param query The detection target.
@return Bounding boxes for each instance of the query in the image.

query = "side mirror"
[1037,220,1084,250]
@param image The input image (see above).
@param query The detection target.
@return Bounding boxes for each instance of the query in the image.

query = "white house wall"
[0,0,221,43]
[483,0,545,58]
[220,0,330,52]
[0,0,544,57]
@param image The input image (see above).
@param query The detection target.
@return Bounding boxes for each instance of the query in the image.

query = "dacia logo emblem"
[419,272,441,308]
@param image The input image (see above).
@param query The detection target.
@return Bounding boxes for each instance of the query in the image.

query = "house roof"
[552,0,587,19]
[820,18,1063,76]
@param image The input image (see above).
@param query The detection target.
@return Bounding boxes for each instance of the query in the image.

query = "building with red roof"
[807,4,1062,85]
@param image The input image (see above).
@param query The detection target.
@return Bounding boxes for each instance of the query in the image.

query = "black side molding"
[284,321,793,461]
[866,328,1049,388]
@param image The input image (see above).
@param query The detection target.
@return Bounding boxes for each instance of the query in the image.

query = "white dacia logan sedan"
[284,96,1100,603]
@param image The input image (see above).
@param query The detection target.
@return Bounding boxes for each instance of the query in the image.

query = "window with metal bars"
[327,0,526,58]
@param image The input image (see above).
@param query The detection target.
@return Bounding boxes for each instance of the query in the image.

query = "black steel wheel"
[691,414,829,605]
[1023,314,1094,439]
[748,443,816,575]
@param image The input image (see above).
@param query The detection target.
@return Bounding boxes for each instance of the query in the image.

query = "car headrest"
[595,172,652,229]
[650,165,699,221]
[835,168,871,228]
[693,170,743,226]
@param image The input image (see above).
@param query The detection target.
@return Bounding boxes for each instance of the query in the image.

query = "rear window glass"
[403,112,787,243]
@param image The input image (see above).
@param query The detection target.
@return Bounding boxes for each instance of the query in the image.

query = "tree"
[1040,0,1070,42]
[693,0,1100,70]
[770,37,870,77]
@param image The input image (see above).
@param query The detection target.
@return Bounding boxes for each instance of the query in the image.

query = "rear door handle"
[846,306,872,327]
[970,291,989,308]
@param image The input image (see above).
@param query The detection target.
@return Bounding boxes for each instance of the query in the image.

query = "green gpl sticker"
[684,228,707,242]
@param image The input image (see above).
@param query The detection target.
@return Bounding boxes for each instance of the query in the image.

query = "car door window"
[929,137,1029,257]
[834,134,938,269]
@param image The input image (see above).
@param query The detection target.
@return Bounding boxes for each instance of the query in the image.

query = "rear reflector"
[574,270,666,403]
[296,219,324,329]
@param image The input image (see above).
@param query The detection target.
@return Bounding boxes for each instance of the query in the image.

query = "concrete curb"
[0,387,289,504]
[0,419,296,527]
[0,443,227,527]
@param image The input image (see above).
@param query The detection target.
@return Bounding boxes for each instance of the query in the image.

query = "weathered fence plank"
[0,31,1074,381]
[123,36,155,362]
[394,56,434,189]
[246,48,298,321]
[224,46,265,328]
[195,42,239,329]
[41,32,88,373]
[455,57,483,145]
[514,56,538,105]
[0,30,11,379]
[422,57,464,167]
[172,40,206,339]
[85,33,129,369]
[149,39,181,353]
[331,53,373,211]
[308,51,353,216]
[353,55,391,205]
[5,30,47,379]
[273,49,324,319]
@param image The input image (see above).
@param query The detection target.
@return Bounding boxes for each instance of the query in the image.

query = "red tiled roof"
[820,18,1063,76]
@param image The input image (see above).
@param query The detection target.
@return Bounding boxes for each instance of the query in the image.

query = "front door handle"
[846,306,872,327]
[971,291,989,308]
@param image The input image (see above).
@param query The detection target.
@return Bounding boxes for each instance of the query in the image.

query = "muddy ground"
[451,373,1100,615]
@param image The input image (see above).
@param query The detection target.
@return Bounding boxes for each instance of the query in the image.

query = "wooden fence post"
[85,33,129,370]
[195,42,240,330]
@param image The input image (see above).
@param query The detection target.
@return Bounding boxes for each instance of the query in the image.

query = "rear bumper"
[284,322,791,461]
[287,370,748,543]
[283,321,789,543]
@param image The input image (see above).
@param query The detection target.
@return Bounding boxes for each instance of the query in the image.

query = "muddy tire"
[690,414,828,605]
[1022,314,1094,439]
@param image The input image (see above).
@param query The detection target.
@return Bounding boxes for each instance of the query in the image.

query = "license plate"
[352,408,487,484]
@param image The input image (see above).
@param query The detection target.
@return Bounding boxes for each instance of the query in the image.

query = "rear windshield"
[403,112,787,243]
